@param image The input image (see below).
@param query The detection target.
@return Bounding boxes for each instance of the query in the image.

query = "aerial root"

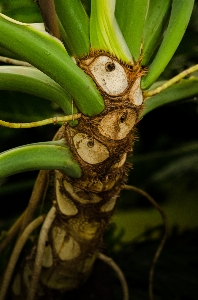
[27,206,57,300]
[122,185,169,300]
[0,210,25,256]
[0,215,45,300]
[0,114,81,128]
[98,252,129,300]
[0,170,49,255]
[20,170,49,234]
[144,64,198,98]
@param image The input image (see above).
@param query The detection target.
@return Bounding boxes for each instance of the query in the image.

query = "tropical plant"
[0,0,198,299]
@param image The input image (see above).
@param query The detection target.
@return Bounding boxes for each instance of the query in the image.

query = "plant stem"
[36,0,60,39]
[144,64,198,98]
[0,114,81,128]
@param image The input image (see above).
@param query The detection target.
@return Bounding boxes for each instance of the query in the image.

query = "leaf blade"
[115,0,150,62]
[141,76,198,117]
[0,66,75,115]
[90,0,133,63]
[141,0,195,89]
[54,0,90,57]
[0,140,82,179]
[142,0,172,66]
[0,14,104,116]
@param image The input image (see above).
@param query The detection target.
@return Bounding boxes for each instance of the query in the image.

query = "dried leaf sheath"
[10,53,145,298]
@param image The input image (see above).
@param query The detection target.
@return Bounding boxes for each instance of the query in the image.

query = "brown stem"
[36,0,61,39]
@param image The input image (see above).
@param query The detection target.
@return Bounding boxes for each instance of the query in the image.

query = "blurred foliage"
[0,0,198,299]
[0,0,42,22]
[107,227,198,300]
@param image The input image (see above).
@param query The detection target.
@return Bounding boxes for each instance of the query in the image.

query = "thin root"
[0,215,45,300]
[20,170,49,234]
[27,206,57,300]
[0,210,25,256]
[98,252,129,300]
[0,114,81,128]
[144,64,198,98]
[122,185,169,300]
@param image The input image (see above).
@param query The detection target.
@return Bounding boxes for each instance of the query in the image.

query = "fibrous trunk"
[11,52,145,299]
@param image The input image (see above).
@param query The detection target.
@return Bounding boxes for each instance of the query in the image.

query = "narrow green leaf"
[0,66,76,115]
[0,139,82,179]
[142,0,172,66]
[141,76,198,117]
[57,18,75,56]
[0,14,104,116]
[0,46,20,59]
[90,0,133,63]
[54,0,90,57]
[141,0,195,89]
[115,0,149,62]
[0,92,55,125]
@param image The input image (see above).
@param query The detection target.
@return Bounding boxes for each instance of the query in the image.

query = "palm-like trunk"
[10,52,145,299]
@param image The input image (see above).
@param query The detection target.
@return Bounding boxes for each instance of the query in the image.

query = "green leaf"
[90,0,133,63]
[57,18,75,56]
[0,46,21,59]
[0,0,41,23]
[141,0,195,89]
[0,66,77,115]
[0,13,104,116]
[115,0,149,62]
[54,0,90,57]
[141,76,198,117]
[0,139,82,179]
[142,0,172,66]
[0,92,55,124]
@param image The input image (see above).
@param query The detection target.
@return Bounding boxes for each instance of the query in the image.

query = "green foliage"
[141,0,172,66]
[116,0,149,61]
[0,14,104,116]
[54,0,90,57]
[0,66,76,115]
[0,0,42,23]
[90,0,132,62]
[0,140,82,179]
[0,1,198,299]
[141,76,198,116]
[141,0,195,88]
